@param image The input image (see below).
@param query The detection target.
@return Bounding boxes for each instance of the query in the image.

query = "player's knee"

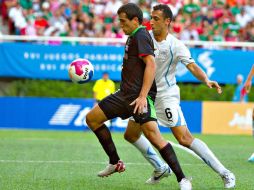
[124,132,138,143]
[143,132,165,149]
[85,113,92,127]
[86,112,98,130]
[124,132,131,142]
[178,135,193,147]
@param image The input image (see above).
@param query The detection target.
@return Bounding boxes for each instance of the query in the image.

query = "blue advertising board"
[0,42,123,81]
[1,42,252,84]
[176,48,254,84]
[180,101,202,133]
[0,97,201,133]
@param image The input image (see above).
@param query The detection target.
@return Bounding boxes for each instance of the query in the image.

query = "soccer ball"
[68,58,94,84]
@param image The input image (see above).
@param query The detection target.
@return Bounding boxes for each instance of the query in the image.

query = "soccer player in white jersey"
[124,4,236,189]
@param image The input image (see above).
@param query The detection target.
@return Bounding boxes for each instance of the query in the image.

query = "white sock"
[190,138,228,175]
[133,135,166,171]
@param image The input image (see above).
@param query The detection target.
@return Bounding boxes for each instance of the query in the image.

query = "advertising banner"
[0,42,123,81]
[179,101,202,133]
[202,101,253,135]
[0,97,201,133]
[177,48,254,84]
[0,42,253,84]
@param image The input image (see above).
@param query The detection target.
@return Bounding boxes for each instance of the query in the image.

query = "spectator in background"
[235,8,251,28]
[183,0,200,14]
[232,74,248,102]
[34,12,49,36]
[104,0,123,16]
[245,0,254,19]
[45,6,67,36]
[41,1,52,21]
[8,1,27,35]
[243,64,254,162]
[2,0,254,45]
[92,72,116,129]
[93,72,115,104]
[25,16,36,36]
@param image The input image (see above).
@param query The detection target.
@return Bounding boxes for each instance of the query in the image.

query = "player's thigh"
[156,102,187,128]
[170,126,194,147]
[140,121,167,150]
[86,104,108,131]
[124,119,142,143]
[132,96,157,124]
[99,91,130,120]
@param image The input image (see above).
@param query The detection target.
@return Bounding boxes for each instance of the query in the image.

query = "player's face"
[150,10,170,36]
[118,12,138,35]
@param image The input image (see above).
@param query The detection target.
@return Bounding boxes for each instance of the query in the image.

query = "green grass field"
[0,130,253,190]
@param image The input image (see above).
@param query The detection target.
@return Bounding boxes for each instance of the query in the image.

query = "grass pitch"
[0,130,253,190]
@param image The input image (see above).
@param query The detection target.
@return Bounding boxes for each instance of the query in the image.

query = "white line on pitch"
[0,160,205,166]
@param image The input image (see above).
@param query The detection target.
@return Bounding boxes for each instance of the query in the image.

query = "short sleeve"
[136,31,154,57]
[176,41,195,66]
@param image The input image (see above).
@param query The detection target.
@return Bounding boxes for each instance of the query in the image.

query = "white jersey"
[150,31,195,103]
[149,32,195,127]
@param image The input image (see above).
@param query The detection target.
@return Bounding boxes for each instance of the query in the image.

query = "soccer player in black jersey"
[85,3,190,188]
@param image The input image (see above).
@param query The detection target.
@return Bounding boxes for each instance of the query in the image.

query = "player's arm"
[176,42,221,93]
[130,55,156,114]
[140,55,156,98]
[187,62,222,94]
[244,64,254,93]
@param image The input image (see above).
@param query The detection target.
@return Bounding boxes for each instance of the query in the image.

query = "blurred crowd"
[1,0,254,43]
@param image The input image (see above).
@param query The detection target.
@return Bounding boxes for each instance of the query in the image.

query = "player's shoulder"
[136,28,151,39]
[166,34,184,46]
[167,34,188,51]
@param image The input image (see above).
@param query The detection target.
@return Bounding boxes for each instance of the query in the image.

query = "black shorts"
[98,90,157,125]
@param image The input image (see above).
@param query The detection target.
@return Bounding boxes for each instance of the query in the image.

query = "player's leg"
[140,121,191,189]
[124,120,171,184]
[171,125,229,172]
[86,94,125,177]
[157,101,235,188]
[133,96,191,189]
[171,123,235,188]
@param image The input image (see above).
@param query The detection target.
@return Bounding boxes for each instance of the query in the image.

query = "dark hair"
[117,3,143,24]
[153,4,173,20]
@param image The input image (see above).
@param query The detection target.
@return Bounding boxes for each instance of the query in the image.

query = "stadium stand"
[0,0,254,44]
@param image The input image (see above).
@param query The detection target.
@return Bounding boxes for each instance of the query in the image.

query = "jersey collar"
[130,26,146,37]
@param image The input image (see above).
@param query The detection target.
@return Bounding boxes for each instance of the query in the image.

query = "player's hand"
[130,96,147,115]
[244,80,252,93]
[205,80,222,94]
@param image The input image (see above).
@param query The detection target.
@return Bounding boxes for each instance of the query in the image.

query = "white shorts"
[155,99,187,128]
[129,84,187,128]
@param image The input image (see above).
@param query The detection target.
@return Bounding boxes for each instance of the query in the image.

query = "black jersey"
[120,27,157,100]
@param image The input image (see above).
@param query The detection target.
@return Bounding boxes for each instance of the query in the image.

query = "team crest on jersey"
[157,49,169,62]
